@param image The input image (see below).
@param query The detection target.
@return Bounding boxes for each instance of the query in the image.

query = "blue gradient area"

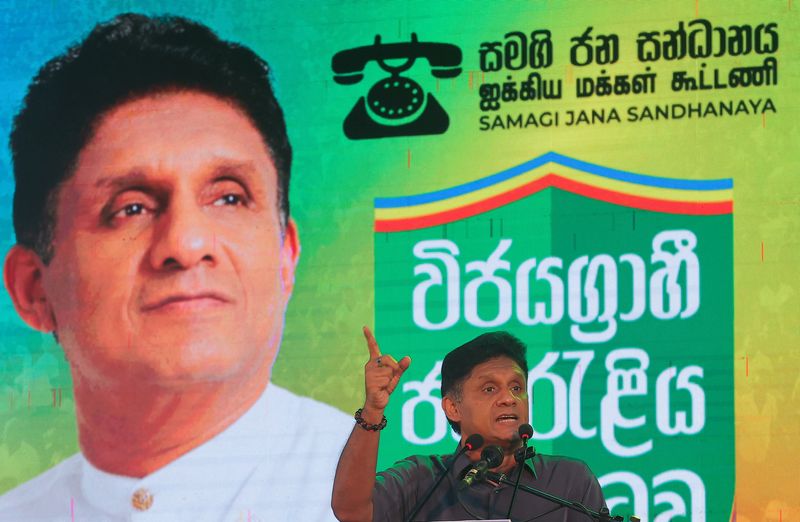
[374,151,734,208]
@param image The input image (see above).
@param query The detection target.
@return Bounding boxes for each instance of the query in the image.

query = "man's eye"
[511,385,522,393]
[483,386,496,393]
[214,193,245,206]
[113,202,149,219]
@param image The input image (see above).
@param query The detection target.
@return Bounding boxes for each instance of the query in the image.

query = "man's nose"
[148,200,217,270]
[496,388,518,406]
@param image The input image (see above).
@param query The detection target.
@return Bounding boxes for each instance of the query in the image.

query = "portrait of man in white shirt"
[0,13,351,521]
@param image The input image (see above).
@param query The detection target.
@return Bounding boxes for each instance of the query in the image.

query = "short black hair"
[441,331,528,434]
[10,13,292,263]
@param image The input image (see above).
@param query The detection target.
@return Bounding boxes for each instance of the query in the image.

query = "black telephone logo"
[332,34,462,140]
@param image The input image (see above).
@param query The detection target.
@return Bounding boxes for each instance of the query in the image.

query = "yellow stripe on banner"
[375,163,733,221]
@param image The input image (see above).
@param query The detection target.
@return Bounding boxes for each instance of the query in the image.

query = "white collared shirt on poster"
[0,384,353,521]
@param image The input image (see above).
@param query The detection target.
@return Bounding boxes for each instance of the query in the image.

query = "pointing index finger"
[362,326,382,359]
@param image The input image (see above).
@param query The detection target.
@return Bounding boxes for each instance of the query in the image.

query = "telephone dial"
[332,33,462,139]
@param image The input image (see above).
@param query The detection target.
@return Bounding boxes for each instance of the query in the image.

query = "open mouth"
[495,414,518,424]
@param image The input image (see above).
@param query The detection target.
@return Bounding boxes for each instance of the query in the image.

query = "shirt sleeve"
[372,455,442,522]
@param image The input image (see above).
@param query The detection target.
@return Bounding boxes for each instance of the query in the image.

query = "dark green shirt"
[373,451,606,522]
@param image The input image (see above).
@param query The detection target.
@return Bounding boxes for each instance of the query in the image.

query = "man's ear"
[4,245,56,332]
[279,217,300,297]
[442,395,461,425]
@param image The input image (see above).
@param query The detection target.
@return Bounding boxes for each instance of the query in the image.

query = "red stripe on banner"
[374,173,732,232]
[551,176,733,216]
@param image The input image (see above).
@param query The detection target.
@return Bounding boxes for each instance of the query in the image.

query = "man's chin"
[85,344,265,389]
[95,362,246,389]
[489,423,524,444]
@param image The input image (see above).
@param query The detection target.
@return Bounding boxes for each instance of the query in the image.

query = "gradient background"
[0,1,797,520]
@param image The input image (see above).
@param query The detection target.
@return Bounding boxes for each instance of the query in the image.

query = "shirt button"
[132,488,154,511]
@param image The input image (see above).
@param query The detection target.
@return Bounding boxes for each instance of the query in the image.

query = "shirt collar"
[80,384,276,518]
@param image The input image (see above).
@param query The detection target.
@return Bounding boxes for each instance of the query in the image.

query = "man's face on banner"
[33,90,299,387]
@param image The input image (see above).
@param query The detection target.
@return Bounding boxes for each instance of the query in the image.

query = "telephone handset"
[332,34,462,139]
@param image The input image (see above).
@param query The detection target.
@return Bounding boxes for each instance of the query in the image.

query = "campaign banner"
[374,153,733,520]
[0,1,797,521]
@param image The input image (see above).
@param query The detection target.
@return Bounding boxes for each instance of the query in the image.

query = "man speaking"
[0,13,350,521]
[332,329,606,521]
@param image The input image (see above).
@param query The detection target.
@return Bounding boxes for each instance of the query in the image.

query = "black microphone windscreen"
[518,423,534,440]
[464,433,484,451]
[481,445,504,468]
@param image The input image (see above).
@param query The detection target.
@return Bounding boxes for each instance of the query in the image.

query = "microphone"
[462,433,484,452]
[458,445,504,490]
[506,423,535,519]
[514,423,537,479]
[404,433,483,522]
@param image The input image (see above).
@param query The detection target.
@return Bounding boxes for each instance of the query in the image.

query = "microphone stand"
[487,472,623,522]
[405,436,482,522]
[505,439,531,519]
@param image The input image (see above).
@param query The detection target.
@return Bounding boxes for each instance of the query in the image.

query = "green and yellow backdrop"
[0,1,797,520]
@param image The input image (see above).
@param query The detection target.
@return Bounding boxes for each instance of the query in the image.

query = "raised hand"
[332,327,411,518]
[362,326,411,415]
